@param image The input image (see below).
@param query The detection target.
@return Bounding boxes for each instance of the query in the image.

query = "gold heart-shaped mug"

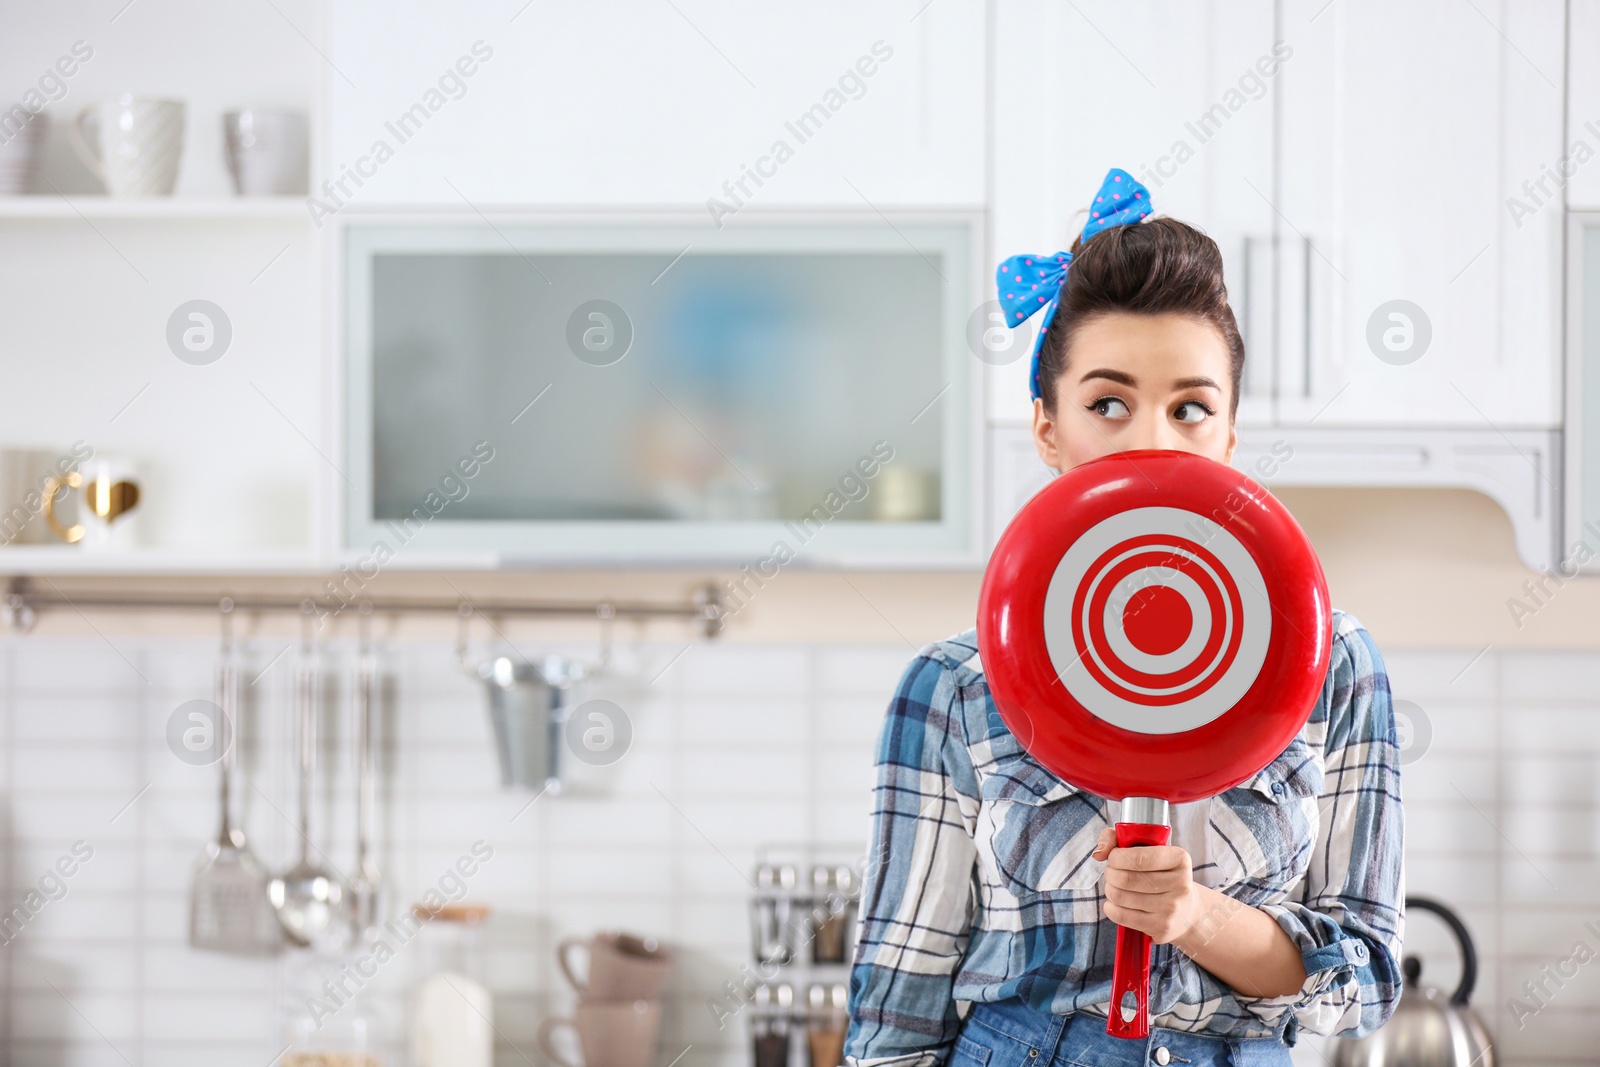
[41,464,141,544]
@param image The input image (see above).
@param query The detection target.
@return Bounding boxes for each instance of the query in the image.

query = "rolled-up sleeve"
[1246,621,1406,1042]
[844,651,979,1067]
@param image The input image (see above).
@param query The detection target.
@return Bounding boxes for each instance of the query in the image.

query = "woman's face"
[1031,311,1237,473]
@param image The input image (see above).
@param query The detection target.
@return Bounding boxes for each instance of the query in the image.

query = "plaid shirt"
[845,610,1405,1064]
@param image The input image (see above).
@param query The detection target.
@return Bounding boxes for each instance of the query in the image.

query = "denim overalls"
[951,999,1293,1067]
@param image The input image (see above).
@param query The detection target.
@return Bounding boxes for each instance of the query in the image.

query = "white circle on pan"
[1097,561,1215,680]
[1042,507,1272,735]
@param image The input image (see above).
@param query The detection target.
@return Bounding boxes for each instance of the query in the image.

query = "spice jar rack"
[747,845,862,1067]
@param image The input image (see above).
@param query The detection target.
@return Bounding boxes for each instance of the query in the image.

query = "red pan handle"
[1106,798,1172,1040]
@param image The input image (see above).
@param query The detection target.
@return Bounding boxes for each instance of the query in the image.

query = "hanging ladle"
[268,600,347,947]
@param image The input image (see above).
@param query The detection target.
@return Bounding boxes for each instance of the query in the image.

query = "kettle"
[1333,896,1493,1067]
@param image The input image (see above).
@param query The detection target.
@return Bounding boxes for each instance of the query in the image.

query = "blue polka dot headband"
[997,167,1153,401]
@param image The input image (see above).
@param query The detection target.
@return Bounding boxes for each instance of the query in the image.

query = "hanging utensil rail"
[2,578,725,637]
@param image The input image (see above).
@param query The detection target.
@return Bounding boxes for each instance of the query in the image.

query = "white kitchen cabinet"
[0,211,321,558]
[1234,426,1562,571]
[1567,0,1600,210]
[0,0,325,570]
[1274,0,1565,429]
[324,1,986,209]
[987,423,1562,570]
[990,0,1279,426]
[985,2,1570,573]
[993,1,1564,430]
[986,422,1054,548]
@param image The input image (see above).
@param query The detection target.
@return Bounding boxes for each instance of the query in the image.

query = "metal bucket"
[478,656,571,791]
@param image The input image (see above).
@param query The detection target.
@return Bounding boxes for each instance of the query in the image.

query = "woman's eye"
[1088,396,1131,419]
[1173,400,1214,424]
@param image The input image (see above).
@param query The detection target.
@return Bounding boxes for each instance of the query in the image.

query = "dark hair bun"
[1038,217,1245,416]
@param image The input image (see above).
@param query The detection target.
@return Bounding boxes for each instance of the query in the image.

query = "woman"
[843,169,1404,1067]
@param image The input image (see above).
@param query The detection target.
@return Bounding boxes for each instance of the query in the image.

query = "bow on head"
[996,167,1153,401]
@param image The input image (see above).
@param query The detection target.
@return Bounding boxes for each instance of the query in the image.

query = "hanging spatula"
[189,600,283,955]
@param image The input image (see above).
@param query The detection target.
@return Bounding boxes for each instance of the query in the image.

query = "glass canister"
[806,983,849,1067]
[752,982,795,1067]
[412,903,494,1067]
[751,863,799,966]
[281,945,386,1067]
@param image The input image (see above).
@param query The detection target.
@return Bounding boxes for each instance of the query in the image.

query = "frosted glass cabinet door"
[341,213,980,564]
[1568,215,1600,572]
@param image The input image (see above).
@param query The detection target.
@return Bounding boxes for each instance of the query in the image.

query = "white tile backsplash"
[1405,802,1501,856]
[1381,647,1500,700]
[815,697,888,748]
[1398,751,1497,804]
[680,697,810,747]
[0,636,1592,1067]
[1494,1007,1600,1059]
[815,648,916,696]
[675,646,811,696]
[1499,653,1600,705]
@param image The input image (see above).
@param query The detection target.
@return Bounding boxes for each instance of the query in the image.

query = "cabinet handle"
[1241,236,1256,396]
[1302,236,1313,399]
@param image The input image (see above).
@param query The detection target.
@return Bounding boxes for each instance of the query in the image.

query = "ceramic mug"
[558,931,671,1001]
[67,94,185,197]
[538,999,661,1067]
[41,455,140,550]
[0,112,47,195]
[223,108,307,195]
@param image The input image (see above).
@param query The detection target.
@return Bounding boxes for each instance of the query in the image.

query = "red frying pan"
[977,449,1331,1040]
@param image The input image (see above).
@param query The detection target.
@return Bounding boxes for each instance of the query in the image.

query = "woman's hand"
[1092,827,1203,945]
[1091,828,1310,997]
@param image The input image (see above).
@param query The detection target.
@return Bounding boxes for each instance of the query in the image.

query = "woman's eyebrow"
[1078,369,1221,391]
[1075,369,1139,385]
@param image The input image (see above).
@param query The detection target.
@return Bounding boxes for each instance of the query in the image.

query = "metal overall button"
[1153,1047,1170,1066]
